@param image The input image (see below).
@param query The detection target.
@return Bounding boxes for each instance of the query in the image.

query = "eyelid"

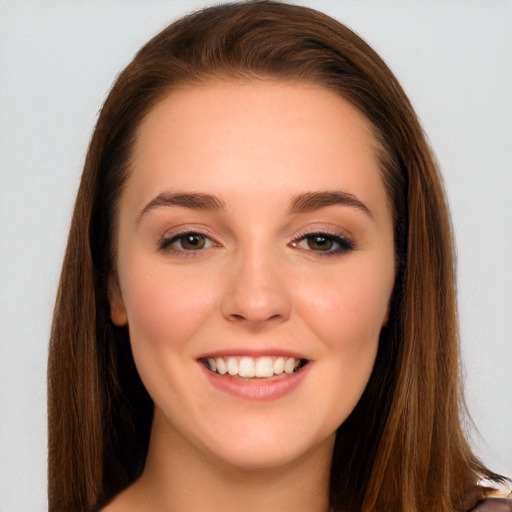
[289,226,355,255]
[289,224,353,242]
[157,224,354,256]
[158,226,221,254]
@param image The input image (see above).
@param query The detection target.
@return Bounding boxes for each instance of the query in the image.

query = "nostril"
[228,312,284,325]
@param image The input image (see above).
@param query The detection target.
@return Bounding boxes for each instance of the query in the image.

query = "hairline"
[108,73,397,274]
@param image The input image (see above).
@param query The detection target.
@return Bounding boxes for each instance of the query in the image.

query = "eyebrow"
[139,192,226,221]
[138,189,373,221]
[290,190,373,218]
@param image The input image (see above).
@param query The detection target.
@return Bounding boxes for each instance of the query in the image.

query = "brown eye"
[292,232,354,256]
[306,235,334,251]
[179,234,206,250]
[160,232,214,253]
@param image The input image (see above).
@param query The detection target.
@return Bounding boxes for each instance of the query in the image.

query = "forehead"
[127,80,385,213]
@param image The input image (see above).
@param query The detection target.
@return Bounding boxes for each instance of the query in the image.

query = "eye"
[159,232,216,253]
[291,232,354,255]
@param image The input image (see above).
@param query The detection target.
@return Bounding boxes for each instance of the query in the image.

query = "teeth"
[255,357,274,377]
[274,357,285,374]
[239,357,255,378]
[216,358,227,375]
[284,357,296,374]
[205,356,304,378]
[227,357,238,376]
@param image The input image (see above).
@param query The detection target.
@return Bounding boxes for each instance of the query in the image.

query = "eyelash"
[290,231,355,256]
[158,230,354,257]
[158,231,218,257]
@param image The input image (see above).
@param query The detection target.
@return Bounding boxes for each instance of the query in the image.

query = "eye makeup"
[293,232,354,254]
[289,230,355,256]
[157,226,355,259]
[157,229,220,257]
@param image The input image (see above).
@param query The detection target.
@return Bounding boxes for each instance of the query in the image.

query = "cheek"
[293,262,393,425]
[120,262,218,353]
[295,259,393,353]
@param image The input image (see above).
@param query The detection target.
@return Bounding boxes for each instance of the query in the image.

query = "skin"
[105,80,395,512]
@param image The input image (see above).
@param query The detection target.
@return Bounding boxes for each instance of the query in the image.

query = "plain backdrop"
[1,1,511,510]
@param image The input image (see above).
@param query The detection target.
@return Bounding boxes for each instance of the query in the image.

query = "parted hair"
[48,2,505,511]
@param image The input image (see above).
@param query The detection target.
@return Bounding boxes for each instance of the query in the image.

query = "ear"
[108,274,128,326]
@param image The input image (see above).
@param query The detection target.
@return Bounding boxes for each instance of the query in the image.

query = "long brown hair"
[48,2,506,511]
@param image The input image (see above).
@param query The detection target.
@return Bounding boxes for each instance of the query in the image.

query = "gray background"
[1,1,511,510]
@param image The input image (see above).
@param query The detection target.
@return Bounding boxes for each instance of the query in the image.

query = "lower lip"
[200,363,311,401]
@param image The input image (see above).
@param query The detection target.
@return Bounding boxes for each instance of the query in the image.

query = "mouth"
[199,356,310,381]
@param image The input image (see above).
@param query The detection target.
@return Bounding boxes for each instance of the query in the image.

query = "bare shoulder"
[471,497,512,511]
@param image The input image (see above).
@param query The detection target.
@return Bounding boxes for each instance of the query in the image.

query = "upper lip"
[196,348,310,361]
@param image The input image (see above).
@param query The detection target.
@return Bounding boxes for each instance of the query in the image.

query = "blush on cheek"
[305,282,386,323]
[124,271,216,352]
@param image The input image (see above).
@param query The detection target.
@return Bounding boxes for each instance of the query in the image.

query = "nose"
[220,247,292,328]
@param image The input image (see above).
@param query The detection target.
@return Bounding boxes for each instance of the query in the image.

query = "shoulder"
[470,497,512,511]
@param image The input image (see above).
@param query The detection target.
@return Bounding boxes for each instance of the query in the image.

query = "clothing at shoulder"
[471,497,512,511]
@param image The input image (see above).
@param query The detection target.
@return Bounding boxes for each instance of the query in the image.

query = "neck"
[114,409,334,512]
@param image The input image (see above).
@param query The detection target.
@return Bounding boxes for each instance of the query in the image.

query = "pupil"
[308,235,332,251]
[183,234,204,250]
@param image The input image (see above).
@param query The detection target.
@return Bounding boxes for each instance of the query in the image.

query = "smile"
[200,356,309,380]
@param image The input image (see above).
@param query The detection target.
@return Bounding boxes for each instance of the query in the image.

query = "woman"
[47,2,511,511]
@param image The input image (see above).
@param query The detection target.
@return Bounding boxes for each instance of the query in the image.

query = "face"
[109,80,395,472]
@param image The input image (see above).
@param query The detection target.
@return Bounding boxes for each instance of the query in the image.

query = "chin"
[212,448,309,473]
[199,423,337,473]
